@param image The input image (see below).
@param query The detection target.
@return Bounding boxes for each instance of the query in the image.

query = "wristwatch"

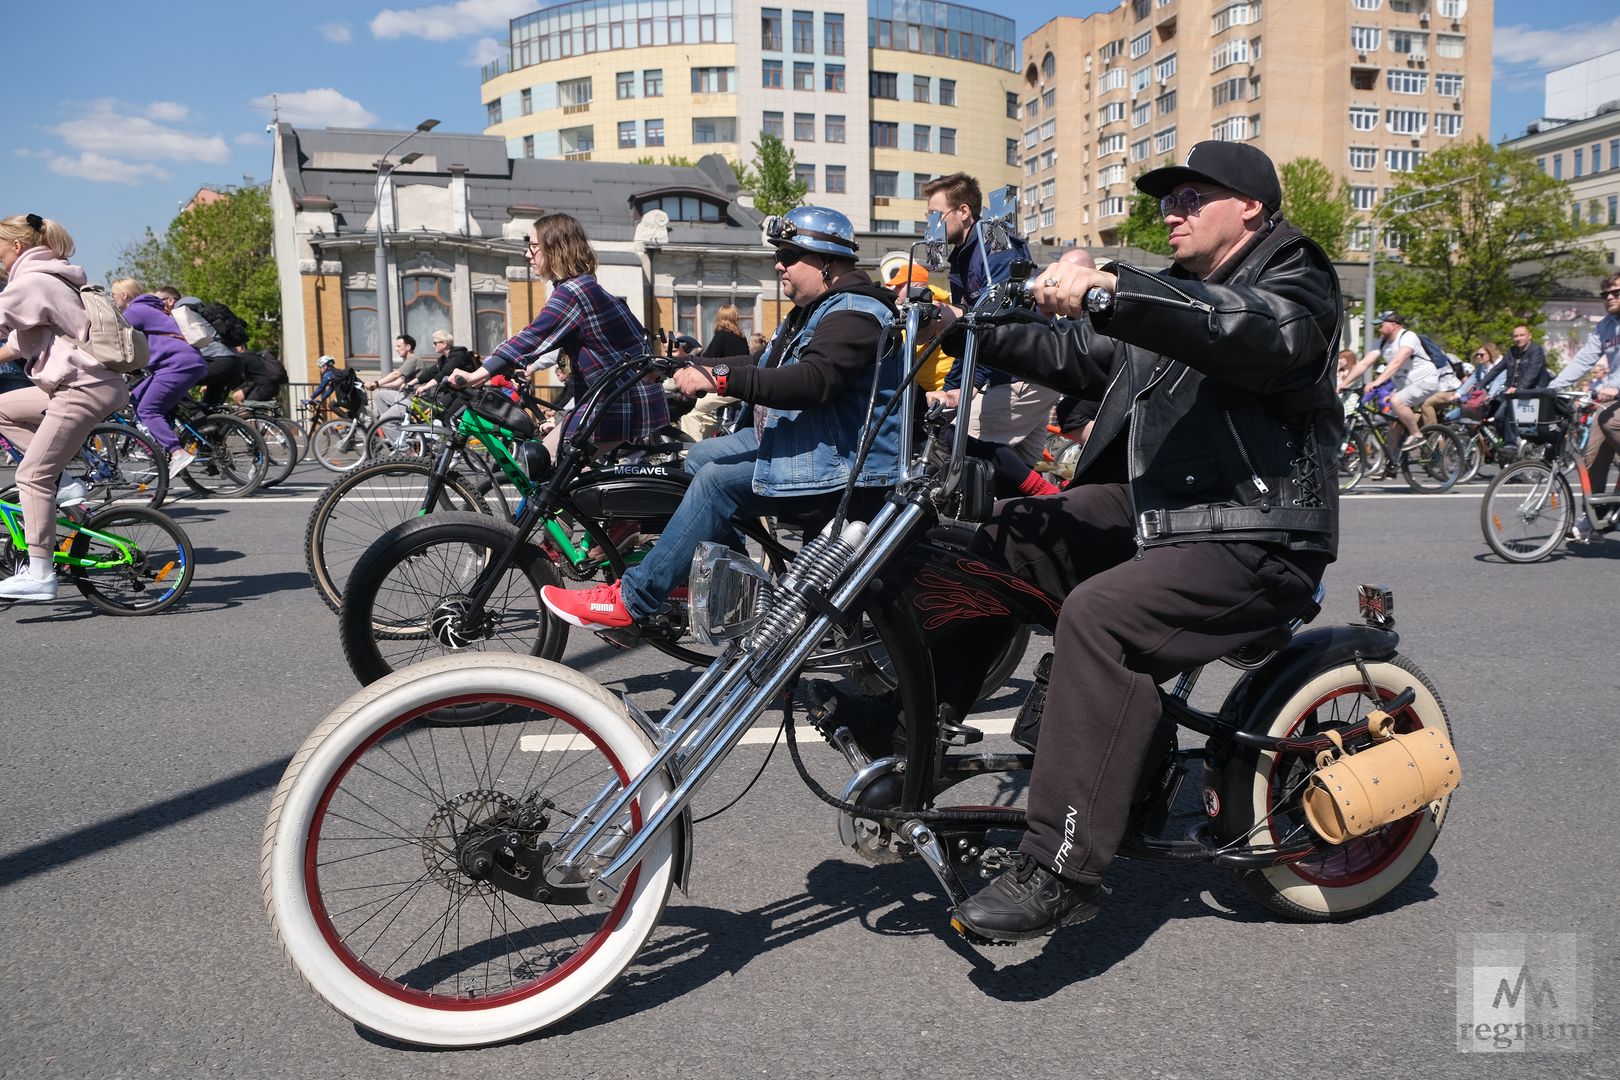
[710,363,730,396]
[1084,286,1115,314]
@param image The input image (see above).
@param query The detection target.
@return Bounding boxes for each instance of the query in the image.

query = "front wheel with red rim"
[261,653,676,1046]
[1215,655,1454,921]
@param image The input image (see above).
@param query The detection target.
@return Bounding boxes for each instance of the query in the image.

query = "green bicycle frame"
[0,499,145,572]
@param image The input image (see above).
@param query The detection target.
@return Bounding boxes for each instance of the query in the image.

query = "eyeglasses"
[1159,188,1220,218]
[525,241,541,255]
[1602,288,1620,299]
[775,248,811,268]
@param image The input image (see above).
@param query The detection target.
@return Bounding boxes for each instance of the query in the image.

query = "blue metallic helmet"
[764,205,859,261]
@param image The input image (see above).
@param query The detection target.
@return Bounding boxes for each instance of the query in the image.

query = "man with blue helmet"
[541,205,902,640]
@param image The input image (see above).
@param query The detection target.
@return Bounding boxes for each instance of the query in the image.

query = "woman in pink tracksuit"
[0,213,131,602]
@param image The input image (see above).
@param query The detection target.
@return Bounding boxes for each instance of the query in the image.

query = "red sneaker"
[541,581,634,629]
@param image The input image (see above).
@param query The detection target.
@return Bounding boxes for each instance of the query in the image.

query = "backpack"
[1414,332,1465,386]
[337,367,367,413]
[197,301,250,349]
[171,304,217,349]
[50,277,149,374]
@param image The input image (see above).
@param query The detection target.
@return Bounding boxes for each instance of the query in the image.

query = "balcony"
[563,102,591,115]
[564,151,594,161]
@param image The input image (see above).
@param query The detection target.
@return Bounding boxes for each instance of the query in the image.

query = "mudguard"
[1215,623,1402,736]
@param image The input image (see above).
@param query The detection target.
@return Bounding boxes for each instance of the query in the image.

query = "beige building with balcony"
[479,0,1022,233]
[1018,0,1492,256]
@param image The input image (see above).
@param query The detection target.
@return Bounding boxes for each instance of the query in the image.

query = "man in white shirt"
[1340,310,1439,451]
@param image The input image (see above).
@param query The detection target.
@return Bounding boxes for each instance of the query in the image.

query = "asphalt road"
[1,461,1614,1079]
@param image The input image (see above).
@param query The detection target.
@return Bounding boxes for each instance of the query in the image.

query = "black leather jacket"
[971,217,1343,557]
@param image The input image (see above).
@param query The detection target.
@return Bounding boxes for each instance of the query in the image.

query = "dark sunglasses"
[775,248,814,268]
[1603,287,1620,299]
[1159,188,1221,217]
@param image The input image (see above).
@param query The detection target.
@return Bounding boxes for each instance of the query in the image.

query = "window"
[691,67,734,93]
[487,100,501,125]
[762,111,784,138]
[1099,39,1124,63]
[1591,199,1603,226]
[1131,136,1151,162]
[1436,33,1464,59]
[761,8,782,51]
[521,134,535,158]
[1099,68,1127,93]
[644,118,664,146]
[1596,144,1605,173]
[939,128,956,155]
[1611,139,1619,171]
[1130,31,1151,59]
[559,77,592,106]
[791,9,813,51]
[793,62,814,91]
[873,219,900,233]
[794,163,814,192]
[824,12,844,55]
[1610,194,1618,227]
[824,64,844,92]
[1155,53,1177,81]
[1007,138,1019,166]
[825,114,844,142]
[1385,148,1426,172]
[1211,38,1249,71]
[644,69,663,97]
[1043,88,1056,109]
[1553,153,1563,180]
[1350,26,1380,53]
[1025,126,1038,148]
[1133,0,1151,19]
[794,112,814,141]
[1214,77,1250,107]
[1389,30,1427,55]
[1099,133,1126,156]
[1132,65,1152,93]
[871,170,898,197]
[1025,156,1038,176]
[1351,67,1378,91]
[941,80,956,106]
[344,288,378,360]
[1044,51,1057,79]
[763,60,783,88]
[1006,91,1019,119]
[1040,118,1057,141]
[1213,2,1260,33]
[618,120,637,148]
[1133,101,1152,128]
[913,173,933,199]
[874,71,899,99]
[1349,105,1377,131]
[1099,163,1126,187]
[1042,207,1055,228]
[1350,146,1376,170]
[1353,0,1380,8]
[1574,148,1584,177]
[1386,69,1427,95]
[914,76,931,103]
[914,124,931,152]
[1212,115,1250,141]
[1386,108,1426,135]
[520,88,533,115]
[616,72,635,99]
[1438,0,1463,15]
[402,274,451,353]
[871,121,898,148]
[825,165,845,193]
[1154,126,1176,153]
[1435,73,1464,98]
[692,117,736,143]
[1042,178,1056,200]
[1350,186,1376,211]
[1157,89,1177,115]
[1042,148,1056,169]
[1099,196,1126,217]
[474,292,507,358]
[1099,101,1126,126]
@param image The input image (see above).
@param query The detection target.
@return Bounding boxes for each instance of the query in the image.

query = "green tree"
[1278,157,1351,260]
[635,154,696,167]
[1374,137,1604,355]
[1116,189,1171,255]
[115,185,280,351]
[734,133,807,218]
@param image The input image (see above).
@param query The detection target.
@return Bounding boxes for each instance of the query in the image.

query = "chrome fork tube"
[565,499,920,901]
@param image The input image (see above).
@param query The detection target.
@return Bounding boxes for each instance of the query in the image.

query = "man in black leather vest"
[947,141,1344,942]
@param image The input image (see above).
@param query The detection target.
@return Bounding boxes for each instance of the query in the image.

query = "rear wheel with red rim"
[262,653,675,1046]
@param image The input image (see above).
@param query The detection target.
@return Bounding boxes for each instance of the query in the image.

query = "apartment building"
[479,0,1023,231]
[1019,0,1491,255]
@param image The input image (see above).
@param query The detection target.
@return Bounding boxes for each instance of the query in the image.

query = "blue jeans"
[619,428,763,619]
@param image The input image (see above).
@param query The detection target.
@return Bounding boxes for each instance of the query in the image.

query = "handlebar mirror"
[982,186,1020,254]
[921,211,950,271]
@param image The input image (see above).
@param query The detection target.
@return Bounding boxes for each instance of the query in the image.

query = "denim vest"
[754,291,901,496]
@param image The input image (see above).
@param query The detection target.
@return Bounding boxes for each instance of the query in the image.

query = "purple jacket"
[123,295,207,375]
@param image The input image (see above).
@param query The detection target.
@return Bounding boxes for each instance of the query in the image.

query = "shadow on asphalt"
[177,571,315,609]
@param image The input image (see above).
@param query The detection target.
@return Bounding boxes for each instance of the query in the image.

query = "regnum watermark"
[1456,933,1594,1053]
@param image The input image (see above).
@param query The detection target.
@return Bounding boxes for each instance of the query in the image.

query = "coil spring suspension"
[748,521,867,652]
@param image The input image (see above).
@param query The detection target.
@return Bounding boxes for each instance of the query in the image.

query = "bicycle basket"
[1504,390,1572,443]
[464,387,535,440]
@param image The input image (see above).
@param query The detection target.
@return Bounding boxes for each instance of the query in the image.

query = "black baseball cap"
[1136,141,1282,213]
[1374,310,1406,326]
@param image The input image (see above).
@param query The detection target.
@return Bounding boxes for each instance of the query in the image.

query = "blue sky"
[8,0,1619,282]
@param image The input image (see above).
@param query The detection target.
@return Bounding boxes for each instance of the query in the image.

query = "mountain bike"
[232,400,301,490]
[1337,389,1465,493]
[1480,390,1620,562]
[264,202,1458,1045]
[0,494,194,614]
[2,424,168,509]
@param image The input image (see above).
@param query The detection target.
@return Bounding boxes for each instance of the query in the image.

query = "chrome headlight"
[688,542,776,646]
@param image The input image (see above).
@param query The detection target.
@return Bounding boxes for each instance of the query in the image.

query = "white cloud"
[320,21,352,44]
[371,0,529,41]
[235,132,268,147]
[51,100,229,164]
[465,36,505,66]
[1494,16,1620,70]
[46,152,171,185]
[145,101,190,122]
[250,88,378,128]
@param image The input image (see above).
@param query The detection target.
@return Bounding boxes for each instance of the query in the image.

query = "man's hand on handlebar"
[925,388,960,409]
[671,364,719,398]
[1028,260,1119,319]
[448,367,492,391]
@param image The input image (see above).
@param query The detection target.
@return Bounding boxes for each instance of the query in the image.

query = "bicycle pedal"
[937,721,984,747]
[595,626,643,651]
[947,912,1016,947]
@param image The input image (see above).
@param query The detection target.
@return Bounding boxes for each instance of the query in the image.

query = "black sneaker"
[950,853,1105,943]
[803,681,903,761]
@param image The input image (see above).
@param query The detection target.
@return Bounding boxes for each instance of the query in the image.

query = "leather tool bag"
[1302,710,1461,845]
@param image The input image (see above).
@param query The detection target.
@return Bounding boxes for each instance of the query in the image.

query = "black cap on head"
[1136,141,1282,213]
[1374,310,1405,326]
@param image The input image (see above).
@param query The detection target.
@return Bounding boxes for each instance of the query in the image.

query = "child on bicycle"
[0,214,132,602]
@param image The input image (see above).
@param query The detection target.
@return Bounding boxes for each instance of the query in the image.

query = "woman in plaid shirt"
[451,213,667,451]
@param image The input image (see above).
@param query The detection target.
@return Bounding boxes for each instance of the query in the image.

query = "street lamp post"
[1361,175,1468,349]
[373,119,439,374]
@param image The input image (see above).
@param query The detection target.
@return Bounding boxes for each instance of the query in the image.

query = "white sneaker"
[167,447,197,480]
[0,570,58,602]
[56,477,91,506]
[1400,434,1427,453]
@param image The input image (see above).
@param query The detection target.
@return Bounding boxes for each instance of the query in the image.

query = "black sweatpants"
[943,483,1326,885]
